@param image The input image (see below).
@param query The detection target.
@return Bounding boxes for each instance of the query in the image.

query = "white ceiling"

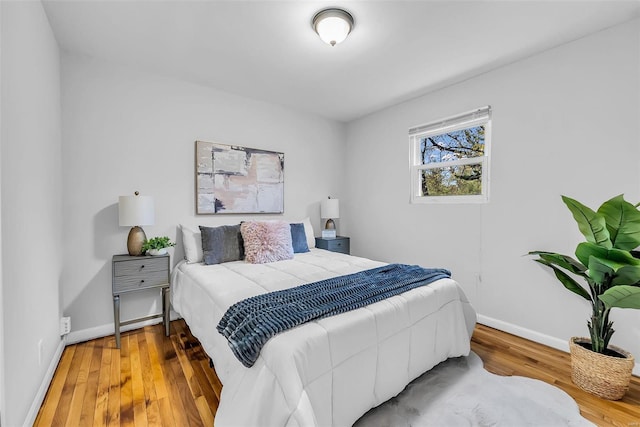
[42,0,640,122]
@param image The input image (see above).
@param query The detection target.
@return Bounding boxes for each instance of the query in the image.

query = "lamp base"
[127,226,147,256]
[324,219,336,230]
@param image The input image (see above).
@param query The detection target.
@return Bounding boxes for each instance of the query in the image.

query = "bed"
[171,222,476,426]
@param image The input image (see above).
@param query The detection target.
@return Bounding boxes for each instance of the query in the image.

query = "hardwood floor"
[35,320,640,426]
[35,320,220,427]
[472,324,640,427]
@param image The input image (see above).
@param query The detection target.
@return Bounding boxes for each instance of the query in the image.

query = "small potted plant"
[141,236,175,256]
[529,195,640,400]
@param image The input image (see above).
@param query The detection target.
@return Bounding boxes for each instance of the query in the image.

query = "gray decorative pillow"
[199,225,244,265]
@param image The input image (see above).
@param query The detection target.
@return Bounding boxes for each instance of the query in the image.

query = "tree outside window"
[410,107,491,203]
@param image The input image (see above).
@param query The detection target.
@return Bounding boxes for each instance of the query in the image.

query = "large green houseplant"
[529,195,640,399]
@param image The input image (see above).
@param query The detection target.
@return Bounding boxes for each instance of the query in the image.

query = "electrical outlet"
[38,339,43,366]
[60,317,71,336]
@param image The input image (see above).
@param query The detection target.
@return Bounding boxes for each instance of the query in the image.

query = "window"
[409,106,491,203]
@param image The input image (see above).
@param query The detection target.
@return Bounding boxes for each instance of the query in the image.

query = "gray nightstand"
[315,236,350,255]
[112,254,170,348]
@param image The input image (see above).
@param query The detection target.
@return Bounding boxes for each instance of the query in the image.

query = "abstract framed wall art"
[195,140,284,214]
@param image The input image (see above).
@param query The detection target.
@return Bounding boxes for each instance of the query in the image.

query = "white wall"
[0,2,4,423]
[1,1,63,425]
[345,20,640,364]
[61,54,346,336]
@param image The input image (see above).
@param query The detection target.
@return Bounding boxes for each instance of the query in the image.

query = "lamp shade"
[321,198,339,219]
[119,195,155,226]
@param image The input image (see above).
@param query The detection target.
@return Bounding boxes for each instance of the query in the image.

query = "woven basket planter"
[569,337,634,400]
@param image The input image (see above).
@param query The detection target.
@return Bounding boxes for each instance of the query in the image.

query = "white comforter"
[171,249,476,427]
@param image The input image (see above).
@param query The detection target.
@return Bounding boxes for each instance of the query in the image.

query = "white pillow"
[300,217,315,249]
[180,224,203,263]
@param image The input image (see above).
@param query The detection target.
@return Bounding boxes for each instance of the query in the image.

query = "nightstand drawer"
[325,239,349,253]
[315,236,350,255]
[114,257,167,277]
[113,270,169,293]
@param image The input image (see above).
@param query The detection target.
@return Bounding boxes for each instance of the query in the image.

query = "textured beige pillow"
[241,221,294,264]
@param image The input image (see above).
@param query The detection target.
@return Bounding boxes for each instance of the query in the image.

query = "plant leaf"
[588,256,617,285]
[597,194,640,250]
[599,285,640,309]
[574,244,640,267]
[612,265,640,286]
[562,196,612,249]
[603,247,640,265]
[575,242,608,267]
[534,259,592,301]
[529,251,587,276]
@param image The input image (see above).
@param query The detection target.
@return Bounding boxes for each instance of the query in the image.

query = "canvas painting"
[196,141,284,214]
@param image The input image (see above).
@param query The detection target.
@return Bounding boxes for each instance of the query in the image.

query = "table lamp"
[321,196,339,238]
[119,191,155,256]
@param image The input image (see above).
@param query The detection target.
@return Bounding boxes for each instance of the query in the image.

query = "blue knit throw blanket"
[217,264,451,367]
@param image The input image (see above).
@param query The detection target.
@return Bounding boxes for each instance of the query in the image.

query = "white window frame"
[409,106,491,204]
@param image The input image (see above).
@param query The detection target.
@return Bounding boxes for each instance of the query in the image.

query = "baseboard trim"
[66,311,181,345]
[477,314,569,352]
[477,314,640,376]
[24,336,66,426]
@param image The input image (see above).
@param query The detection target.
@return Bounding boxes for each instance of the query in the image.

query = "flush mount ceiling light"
[312,8,354,46]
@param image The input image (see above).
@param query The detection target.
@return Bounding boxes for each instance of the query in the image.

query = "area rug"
[354,352,593,426]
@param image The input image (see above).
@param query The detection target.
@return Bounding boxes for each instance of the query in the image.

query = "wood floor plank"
[137,329,163,427]
[154,323,192,427]
[178,321,222,402]
[199,357,223,403]
[174,320,218,416]
[79,338,104,426]
[144,327,176,427]
[93,337,113,427]
[65,339,95,426]
[168,331,205,426]
[34,344,77,426]
[51,344,86,426]
[119,334,134,426]
[106,335,121,427]
[36,320,640,427]
[144,326,169,400]
[128,331,149,427]
[194,364,219,408]
[53,345,89,426]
